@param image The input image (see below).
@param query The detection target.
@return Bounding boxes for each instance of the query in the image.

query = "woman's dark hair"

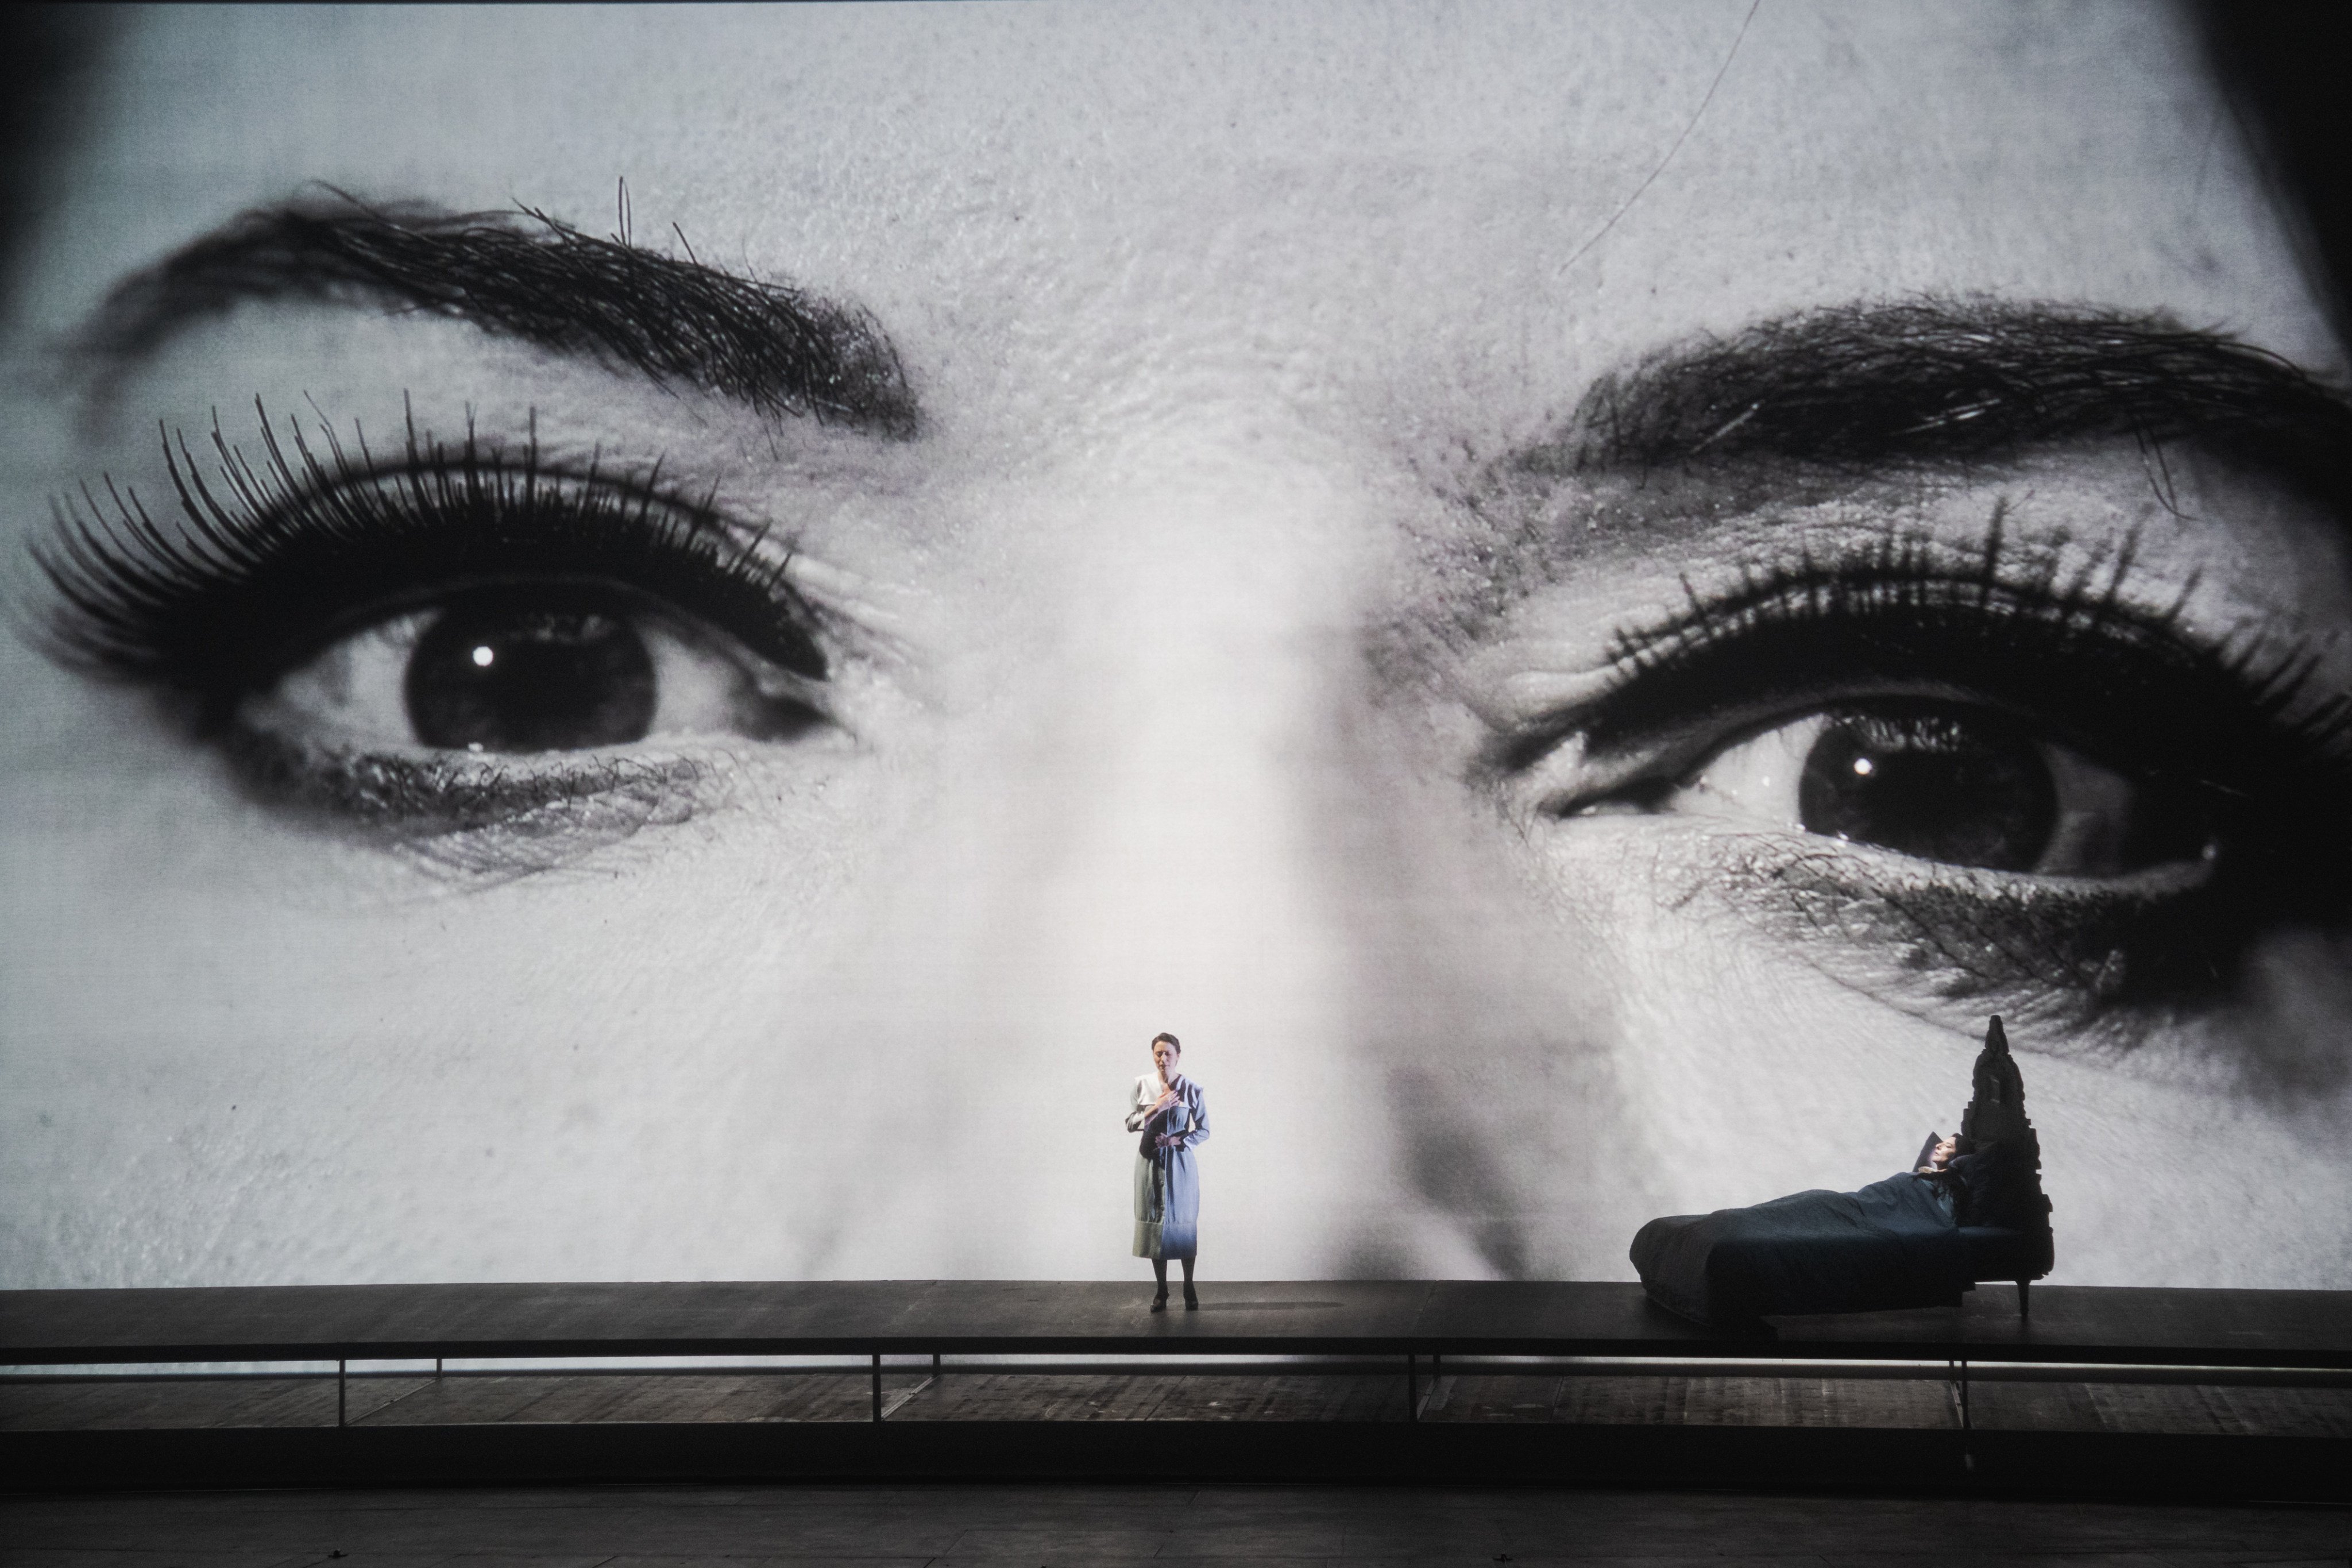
[0,7,111,309]
[1150,1032,1180,1052]
[2199,3,2352,339]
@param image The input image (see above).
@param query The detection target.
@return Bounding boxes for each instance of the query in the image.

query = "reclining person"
[1631,1127,2039,1327]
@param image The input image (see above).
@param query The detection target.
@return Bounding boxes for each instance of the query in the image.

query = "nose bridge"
[945,427,1400,1274]
[1016,434,1357,1014]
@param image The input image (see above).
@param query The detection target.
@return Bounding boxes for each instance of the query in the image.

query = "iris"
[406,591,657,752]
[1797,704,2053,872]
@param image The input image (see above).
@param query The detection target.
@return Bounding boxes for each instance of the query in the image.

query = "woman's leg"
[1180,1256,1197,1308]
[1151,1258,1169,1310]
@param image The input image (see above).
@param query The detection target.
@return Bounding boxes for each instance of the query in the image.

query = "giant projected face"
[2,3,2347,1289]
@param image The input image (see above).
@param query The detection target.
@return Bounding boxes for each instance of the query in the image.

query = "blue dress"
[1129,1074,1208,1261]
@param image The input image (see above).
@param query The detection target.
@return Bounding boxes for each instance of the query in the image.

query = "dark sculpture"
[1959,1014,2056,1315]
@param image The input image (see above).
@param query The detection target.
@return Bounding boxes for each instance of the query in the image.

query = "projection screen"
[2,1,2347,1292]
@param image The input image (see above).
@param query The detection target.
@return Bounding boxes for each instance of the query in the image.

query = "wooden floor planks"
[11,1368,2351,1436]
[8,1478,2352,1566]
[15,1280,2352,1369]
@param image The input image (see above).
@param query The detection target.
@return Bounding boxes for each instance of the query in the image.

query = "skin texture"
[1,1,2347,1288]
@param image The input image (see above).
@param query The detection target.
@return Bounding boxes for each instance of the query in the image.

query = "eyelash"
[30,398,829,726]
[1542,516,2350,793]
[1521,516,2352,1021]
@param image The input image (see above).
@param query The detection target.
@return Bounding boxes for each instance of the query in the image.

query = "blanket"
[1630,1172,1974,1327]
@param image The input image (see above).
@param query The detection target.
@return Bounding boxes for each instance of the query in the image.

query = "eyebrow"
[1524,299,2352,511]
[74,195,920,438]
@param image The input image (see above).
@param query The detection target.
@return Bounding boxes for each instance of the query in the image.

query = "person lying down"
[1629,1130,2045,1328]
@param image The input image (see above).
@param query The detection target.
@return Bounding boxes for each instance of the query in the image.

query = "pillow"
[1949,1141,2044,1229]
[1913,1131,1944,1173]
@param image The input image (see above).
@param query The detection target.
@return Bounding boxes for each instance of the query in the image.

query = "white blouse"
[1125,1073,1175,1133]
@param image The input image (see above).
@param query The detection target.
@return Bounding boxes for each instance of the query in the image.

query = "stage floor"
[7,1280,2350,1499]
[9,1279,2352,1365]
[12,1360,2352,1435]
[10,1480,2351,1567]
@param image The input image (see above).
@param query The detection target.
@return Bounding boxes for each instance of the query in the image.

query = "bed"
[1629,1016,2055,1329]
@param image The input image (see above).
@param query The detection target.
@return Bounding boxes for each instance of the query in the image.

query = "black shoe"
[1182,1283,1199,1310]
[1149,1291,1169,1313]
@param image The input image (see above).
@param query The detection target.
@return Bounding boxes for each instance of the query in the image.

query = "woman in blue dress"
[1126,1032,1208,1311]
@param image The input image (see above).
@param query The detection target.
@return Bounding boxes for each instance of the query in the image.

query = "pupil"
[405,592,657,752]
[1797,703,2056,872]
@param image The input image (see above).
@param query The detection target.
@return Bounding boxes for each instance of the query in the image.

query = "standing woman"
[1126,1032,1208,1310]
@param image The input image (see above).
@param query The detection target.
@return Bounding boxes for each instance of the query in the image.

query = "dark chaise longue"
[1629,1016,2054,1330]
